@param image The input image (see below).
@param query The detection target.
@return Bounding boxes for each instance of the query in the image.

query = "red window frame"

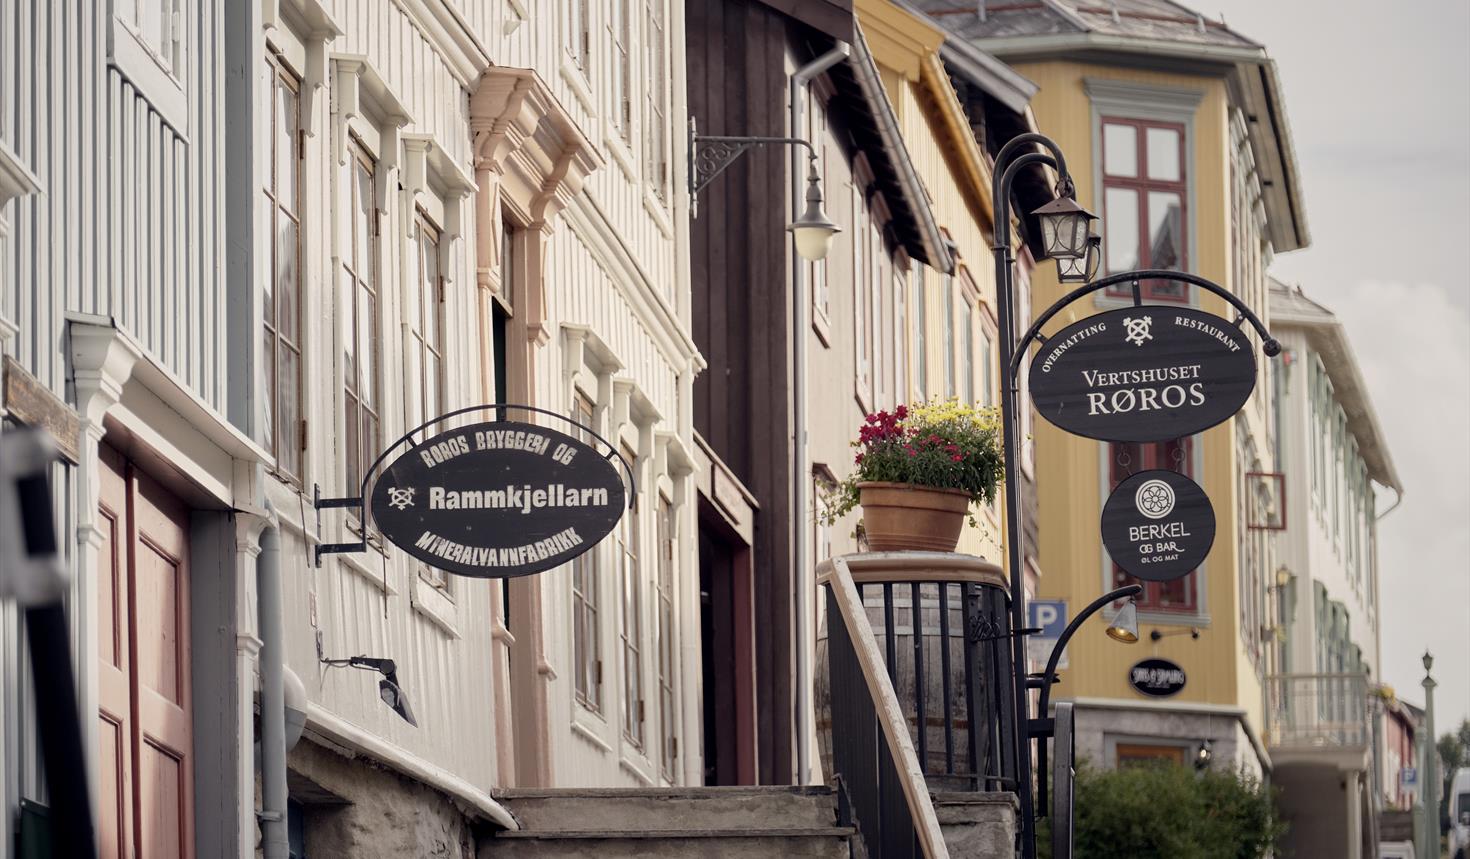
[1100,117,1189,303]
[1109,437,1199,612]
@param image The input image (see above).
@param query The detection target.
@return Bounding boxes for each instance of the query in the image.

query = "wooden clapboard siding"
[0,0,228,406]
[686,0,797,784]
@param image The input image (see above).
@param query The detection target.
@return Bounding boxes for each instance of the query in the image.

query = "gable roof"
[1269,278,1401,493]
[914,0,1309,254]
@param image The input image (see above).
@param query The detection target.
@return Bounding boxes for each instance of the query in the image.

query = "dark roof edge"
[849,24,954,273]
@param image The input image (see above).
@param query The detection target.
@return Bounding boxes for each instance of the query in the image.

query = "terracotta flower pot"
[857,481,971,552]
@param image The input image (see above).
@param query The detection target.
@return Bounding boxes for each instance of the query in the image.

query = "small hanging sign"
[1029,306,1257,443]
[369,420,628,579]
[1129,658,1187,697]
[1100,469,1215,582]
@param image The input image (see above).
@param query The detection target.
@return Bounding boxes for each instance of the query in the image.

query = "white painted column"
[67,321,142,815]
[234,512,268,858]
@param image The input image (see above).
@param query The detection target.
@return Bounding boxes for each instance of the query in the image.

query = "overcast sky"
[1206,0,1470,732]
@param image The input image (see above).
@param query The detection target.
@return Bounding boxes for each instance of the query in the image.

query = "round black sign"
[1101,469,1215,582]
[1029,305,1258,443]
[1129,658,1187,697]
[370,420,627,579]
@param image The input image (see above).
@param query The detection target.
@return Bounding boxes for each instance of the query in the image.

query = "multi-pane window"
[853,189,872,406]
[1101,118,1188,301]
[618,443,645,747]
[914,271,927,397]
[1109,437,1198,612]
[655,496,677,780]
[979,319,995,409]
[942,274,955,398]
[493,217,517,406]
[567,0,591,71]
[571,392,602,711]
[264,58,303,483]
[609,0,632,138]
[117,0,184,77]
[963,298,975,403]
[410,214,447,590]
[643,0,669,201]
[343,144,381,496]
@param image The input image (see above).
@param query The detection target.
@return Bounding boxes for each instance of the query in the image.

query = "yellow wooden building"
[919,0,1308,774]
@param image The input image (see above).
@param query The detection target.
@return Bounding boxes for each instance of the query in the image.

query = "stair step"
[496,786,840,833]
[481,829,853,859]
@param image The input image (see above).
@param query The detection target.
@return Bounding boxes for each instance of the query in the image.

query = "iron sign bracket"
[312,483,366,568]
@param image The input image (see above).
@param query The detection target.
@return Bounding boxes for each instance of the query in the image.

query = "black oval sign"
[369,420,627,579]
[1101,469,1215,582]
[1029,305,1257,443]
[1129,658,1187,697]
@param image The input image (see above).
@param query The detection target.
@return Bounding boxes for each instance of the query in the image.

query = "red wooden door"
[96,445,194,859]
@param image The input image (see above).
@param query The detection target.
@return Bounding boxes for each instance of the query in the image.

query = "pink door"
[97,445,194,859]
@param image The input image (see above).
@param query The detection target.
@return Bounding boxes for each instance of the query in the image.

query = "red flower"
[895,404,908,419]
[952,454,963,462]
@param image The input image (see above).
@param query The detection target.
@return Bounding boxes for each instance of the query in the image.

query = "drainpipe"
[791,42,849,787]
[258,518,289,859]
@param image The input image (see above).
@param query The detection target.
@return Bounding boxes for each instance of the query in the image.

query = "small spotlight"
[1195,739,1213,770]
[323,655,418,726]
[1106,600,1139,643]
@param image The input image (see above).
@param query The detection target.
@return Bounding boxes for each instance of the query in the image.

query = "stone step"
[481,828,855,859]
[495,785,841,833]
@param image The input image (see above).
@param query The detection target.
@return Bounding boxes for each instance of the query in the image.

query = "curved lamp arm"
[1037,583,1143,720]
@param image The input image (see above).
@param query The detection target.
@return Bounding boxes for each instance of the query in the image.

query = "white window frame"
[109,0,188,134]
[1084,78,1203,311]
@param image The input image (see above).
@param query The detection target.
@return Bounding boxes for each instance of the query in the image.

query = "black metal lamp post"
[989,131,1087,859]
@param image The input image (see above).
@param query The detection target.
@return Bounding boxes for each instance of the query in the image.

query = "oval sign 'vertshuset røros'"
[1100,469,1216,583]
[1029,305,1257,443]
[370,420,627,579]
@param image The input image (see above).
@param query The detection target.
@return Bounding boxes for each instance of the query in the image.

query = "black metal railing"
[824,575,1018,858]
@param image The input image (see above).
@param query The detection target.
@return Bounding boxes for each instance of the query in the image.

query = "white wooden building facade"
[1,0,702,855]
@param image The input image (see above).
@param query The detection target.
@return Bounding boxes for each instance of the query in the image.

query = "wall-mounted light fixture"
[1195,739,1213,770]
[689,121,840,262]
[1149,627,1201,642]
[322,655,418,726]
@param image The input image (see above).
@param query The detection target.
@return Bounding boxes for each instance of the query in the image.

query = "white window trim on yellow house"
[1085,77,1202,311]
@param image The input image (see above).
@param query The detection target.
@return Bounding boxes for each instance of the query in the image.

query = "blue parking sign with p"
[1030,600,1067,638]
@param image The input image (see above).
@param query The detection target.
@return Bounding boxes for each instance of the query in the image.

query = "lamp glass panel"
[793,225,837,261]
[1040,213,1060,251]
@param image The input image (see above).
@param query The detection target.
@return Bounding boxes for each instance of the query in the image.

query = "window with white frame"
[963,296,975,404]
[264,55,304,484]
[618,442,645,748]
[872,225,888,408]
[1101,118,1188,302]
[914,270,927,398]
[894,268,907,402]
[572,391,603,712]
[979,314,995,409]
[493,215,518,406]
[810,103,831,334]
[409,213,448,590]
[115,0,184,75]
[942,273,955,398]
[643,0,670,202]
[609,0,632,140]
[853,187,872,409]
[343,142,382,498]
[655,494,678,780]
[567,0,592,71]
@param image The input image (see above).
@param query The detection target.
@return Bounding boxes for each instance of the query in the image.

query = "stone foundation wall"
[933,791,1018,858]
[259,739,478,859]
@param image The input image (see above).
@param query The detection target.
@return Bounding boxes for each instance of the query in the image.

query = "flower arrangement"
[821,398,1004,527]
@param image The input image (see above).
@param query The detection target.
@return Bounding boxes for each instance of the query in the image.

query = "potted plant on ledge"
[822,399,1003,552]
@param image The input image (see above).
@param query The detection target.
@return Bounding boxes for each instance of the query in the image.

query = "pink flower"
[952,454,963,462]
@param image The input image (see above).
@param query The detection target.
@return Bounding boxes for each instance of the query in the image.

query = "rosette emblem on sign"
[1100,469,1215,583]
[369,420,628,579]
[1028,305,1258,443]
